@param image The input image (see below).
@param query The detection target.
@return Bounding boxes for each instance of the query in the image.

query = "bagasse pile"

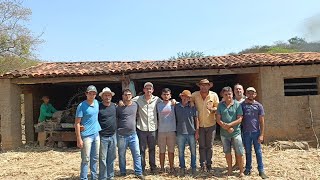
[0,142,319,180]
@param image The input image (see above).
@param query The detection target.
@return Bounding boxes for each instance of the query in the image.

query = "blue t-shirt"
[241,101,265,133]
[157,101,176,132]
[76,99,101,137]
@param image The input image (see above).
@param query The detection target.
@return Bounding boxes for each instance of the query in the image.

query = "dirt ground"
[0,141,319,180]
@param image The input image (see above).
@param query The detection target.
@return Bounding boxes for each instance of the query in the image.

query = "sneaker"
[200,166,206,172]
[244,169,251,176]
[180,168,186,176]
[259,171,268,179]
[150,168,156,174]
[192,168,197,175]
[169,167,176,174]
[136,174,145,180]
[206,166,212,172]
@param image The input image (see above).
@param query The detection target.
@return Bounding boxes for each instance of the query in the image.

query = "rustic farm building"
[0,52,320,150]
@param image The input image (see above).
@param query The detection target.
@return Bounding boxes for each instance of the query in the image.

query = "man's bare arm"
[228,115,243,127]
[258,115,265,143]
[75,117,83,148]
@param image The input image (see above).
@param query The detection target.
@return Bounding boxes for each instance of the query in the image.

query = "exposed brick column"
[0,79,22,150]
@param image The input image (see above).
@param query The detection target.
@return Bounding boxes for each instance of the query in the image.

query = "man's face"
[101,93,112,103]
[122,91,132,101]
[143,85,154,96]
[86,91,97,101]
[246,91,257,101]
[42,97,49,104]
[161,91,171,101]
[199,83,211,93]
[180,95,190,103]
[223,91,233,101]
[234,85,244,97]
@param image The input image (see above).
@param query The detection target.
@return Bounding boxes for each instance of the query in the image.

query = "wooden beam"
[11,75,122,84]
[129,67,260,79]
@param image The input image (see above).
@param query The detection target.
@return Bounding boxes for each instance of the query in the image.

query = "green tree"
[169,50,205,60]
[237,36,320,54]
[0,0,42,58]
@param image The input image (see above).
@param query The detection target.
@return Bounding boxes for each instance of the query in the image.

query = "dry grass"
[0,141,319,180]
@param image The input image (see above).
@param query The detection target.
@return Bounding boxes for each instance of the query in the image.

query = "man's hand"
[195,130,199,140]
[170,99,177,105]
[77,138,83,149]
[258,135,264,144]
[190,101,195,107]
[227,127,234,134]
[118,100,125,107]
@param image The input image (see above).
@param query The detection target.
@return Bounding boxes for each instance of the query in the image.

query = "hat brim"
[179,93,192,98]
[99,91,115,97]
[196,82,213,88]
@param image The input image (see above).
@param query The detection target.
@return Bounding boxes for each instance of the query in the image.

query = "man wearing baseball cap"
[133,82,161,174]
[75,85,102,180]
[241,87,268,179]
[98,87,117,180]
[191,79,219,172]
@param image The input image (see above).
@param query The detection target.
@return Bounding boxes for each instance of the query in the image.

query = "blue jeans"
[243,131,264,172]
[176,134,196,169]
[80,132,100,180]
[117,133,143,175]
[99,134,117,180]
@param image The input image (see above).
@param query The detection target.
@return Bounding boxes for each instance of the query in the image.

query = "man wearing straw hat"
[191,79,219,172]
[98,87,117,180]
[175,90,199,176]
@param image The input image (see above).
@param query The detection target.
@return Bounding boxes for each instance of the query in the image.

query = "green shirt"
[38,103,57,122]
[217,100,243,138]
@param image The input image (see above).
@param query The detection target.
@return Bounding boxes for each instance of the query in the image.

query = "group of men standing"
[74,79,268,180]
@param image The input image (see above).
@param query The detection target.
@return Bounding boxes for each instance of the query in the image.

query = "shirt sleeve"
[49,104,57,113]
[213,92,219,107]
[40,104,54,117]
[75,103,83,118]
[259,103,265,116]
[192,106,198,117]
[132,96,139,102]
[217,103,222,115]
[236,103,243,116]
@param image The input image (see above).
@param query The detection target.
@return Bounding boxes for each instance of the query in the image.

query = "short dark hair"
[220,86,233,95]
[234,83,243,89]
[42,95,49,99]
[122,89,132,95]
[161,88,171,94]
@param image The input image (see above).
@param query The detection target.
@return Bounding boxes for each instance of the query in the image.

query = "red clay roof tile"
[2,52,320,78]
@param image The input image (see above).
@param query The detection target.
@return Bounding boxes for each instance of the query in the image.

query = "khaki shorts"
[158,132,176,153]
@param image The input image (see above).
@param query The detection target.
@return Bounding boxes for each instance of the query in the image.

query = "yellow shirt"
[192,91,219,127]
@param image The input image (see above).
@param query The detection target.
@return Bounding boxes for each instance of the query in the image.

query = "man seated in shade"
[38,95,57,122]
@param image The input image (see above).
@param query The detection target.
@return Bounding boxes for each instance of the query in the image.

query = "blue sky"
[24,0,320,62]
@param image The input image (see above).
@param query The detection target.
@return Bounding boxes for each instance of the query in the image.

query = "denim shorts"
[221,134,244,155]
